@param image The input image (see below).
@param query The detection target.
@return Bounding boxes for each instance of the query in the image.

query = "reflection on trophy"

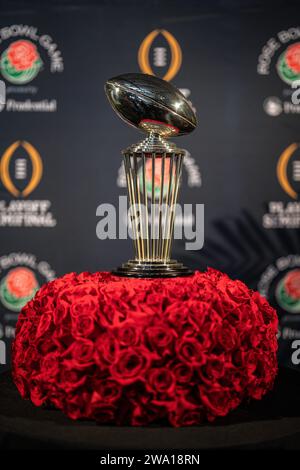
[105,73,197,277]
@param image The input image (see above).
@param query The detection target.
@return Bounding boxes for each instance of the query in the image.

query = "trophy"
[105,73,197,278]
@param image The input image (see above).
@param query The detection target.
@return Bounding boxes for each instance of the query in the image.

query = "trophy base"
[112,260,193,278]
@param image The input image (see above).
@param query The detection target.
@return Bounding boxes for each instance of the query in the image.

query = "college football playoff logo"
[0,141,43,197]
[277,142,300,199]
[138,29,182,82]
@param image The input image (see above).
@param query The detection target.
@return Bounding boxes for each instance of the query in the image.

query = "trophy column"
[105,72,197,278]
[113,133,193,278]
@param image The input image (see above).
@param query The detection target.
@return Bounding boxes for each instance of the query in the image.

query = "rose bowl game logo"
[277,42,300,85]
[139,158,174,199]
[0,253,56,362]
[117,150,202,191]
[257,26,300,116]
[0,267,39,312]
[276,269,300,313]
[0,252,56,318]
[258,255,300,318]
[0,24,64,112]
[0,40,43,84]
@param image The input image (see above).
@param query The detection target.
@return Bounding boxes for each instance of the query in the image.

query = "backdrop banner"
[0,0,300,371]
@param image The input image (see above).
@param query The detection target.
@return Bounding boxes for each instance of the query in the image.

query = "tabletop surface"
[0,368,300,450]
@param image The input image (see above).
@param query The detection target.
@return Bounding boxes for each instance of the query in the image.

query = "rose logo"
[277,42,300,85]
[0,40,43,84]
[276,269,300,313]
[139,157,175,199]
[0,267,39,312]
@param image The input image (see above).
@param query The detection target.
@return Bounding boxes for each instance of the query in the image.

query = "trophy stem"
[112,134,193,278]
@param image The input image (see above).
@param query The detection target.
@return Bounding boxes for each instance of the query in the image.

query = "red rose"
[8,40,39,71]
[29,379,47,407]
[144,291,165,315]
[22,345,39,369]
[92,379,122,403]
[53,322,73,347]
[218,365,244,393]
[77,271,96,282]
[165,301,190,327]
[224,279,251,304]
[171,409,205,427]
[12,371,28,398]
[199,355,226,384]
[115,323,140,347]
[71,314,95,339]
[252,292,278,328]
[49,389,66,410]
[110,347,150,385]
[14,317,31,340]
[65,339,94,369]
[199,385,239,418]
[167,395,203,427]
[38,291,55,311]
[173,363,194,385]
[100,296,129,327]
[36,313,52,339]
[59,368,86,393]
[90,403,116,423]
[147,368,176,394]
[130,289,160,316]
[176,336,206,367]
[131,401,165,426]
[53,295,70,325]
[36,337,56,356]
[38,352,60,381]
[266,326,278,352]
[186,301,217,331]
[62,391,90,420]
[146,325,174,353]
[70,294,99,319]
[212,321,238,351]
[94,333,119,366]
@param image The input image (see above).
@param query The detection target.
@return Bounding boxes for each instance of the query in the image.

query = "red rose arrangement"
[12,269,278,426]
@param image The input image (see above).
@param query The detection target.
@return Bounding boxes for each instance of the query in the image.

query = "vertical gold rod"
[142,153,150,260]
[163,154,178,260]
[163,155,174,262]
[166,154,183,259]
[128,155,142,261]
[134,154,145,261]
[151,153,156,260]
[124,154,139,259]
[158,153,165,260]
